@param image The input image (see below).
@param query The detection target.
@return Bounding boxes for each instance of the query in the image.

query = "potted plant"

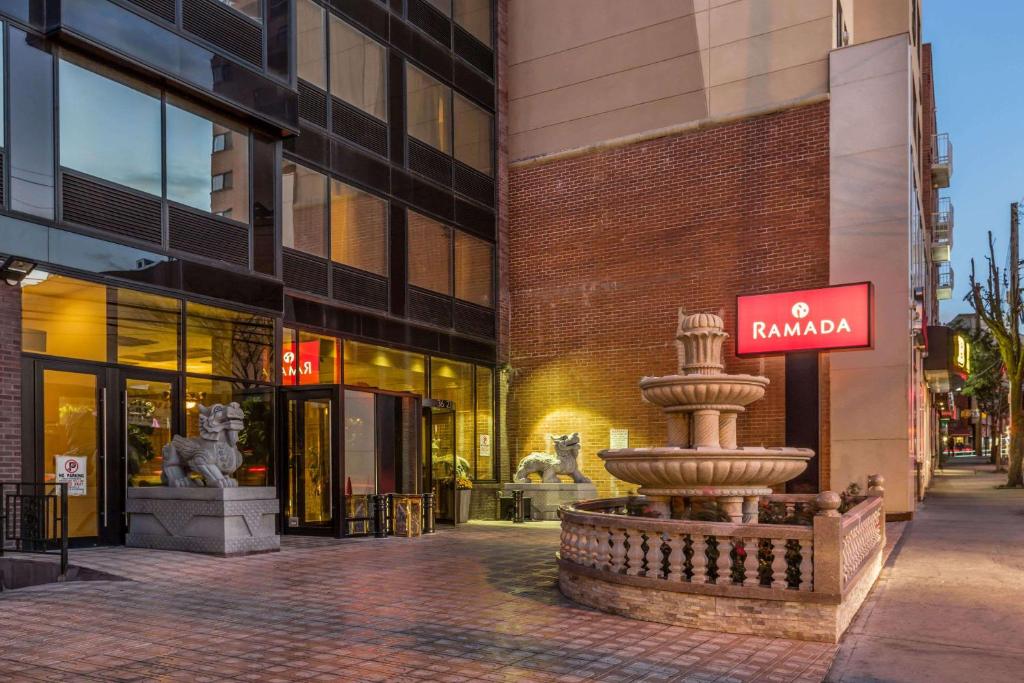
[456,476,473,522]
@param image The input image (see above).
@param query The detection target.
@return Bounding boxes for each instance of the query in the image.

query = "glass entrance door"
[427,408,457,524]
[283,390,336,532]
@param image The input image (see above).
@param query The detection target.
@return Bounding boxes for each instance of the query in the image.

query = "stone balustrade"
[557,488,887,642]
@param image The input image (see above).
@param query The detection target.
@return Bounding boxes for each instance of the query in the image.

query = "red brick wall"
[0,283,22,482]
[506,102,830,495]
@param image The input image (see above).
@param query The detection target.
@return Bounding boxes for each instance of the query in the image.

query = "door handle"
[123,390,129,526]
[101,387,108,527]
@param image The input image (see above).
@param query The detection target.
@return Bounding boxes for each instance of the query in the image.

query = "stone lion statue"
[514,433,592,484]
[162,403,245,488]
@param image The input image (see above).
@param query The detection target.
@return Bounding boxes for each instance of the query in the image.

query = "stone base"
[502,482,598,521]
[558,550,883,643]
[126,487,280,556]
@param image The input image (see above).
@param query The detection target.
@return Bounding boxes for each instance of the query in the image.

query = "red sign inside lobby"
[736,283,873,355]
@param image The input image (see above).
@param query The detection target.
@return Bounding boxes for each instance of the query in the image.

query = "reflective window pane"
[475,365,494,479]
[282,327,339,385]
[58,57,161,196]
[344,389,376,496]
[116,289,182,371]
[185,377,274,486]
[9,27,55,218]
[454,0,491,47]
[21,272,107,362]
[186,302,274,381]
[330,179,388,276]
[329,15,387,121]
[125,377,174,487]
[454,93,493,176]
[424,0,452,16]
[406,64,451,153]
[408,211,452,295]
[430,357,474,479]
[454,230,493,307]
[344,340,426,395]
[167,97,250,222]
[281,159,327,257]
[216,0,261,21]
[297,0,326,89]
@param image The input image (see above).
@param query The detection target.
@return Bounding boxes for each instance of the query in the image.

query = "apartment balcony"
[936,263,954,300]
[931,133,953,188]
[931,196,954,263]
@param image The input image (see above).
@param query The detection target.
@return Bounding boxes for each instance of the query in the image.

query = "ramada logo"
[752,301,852,340]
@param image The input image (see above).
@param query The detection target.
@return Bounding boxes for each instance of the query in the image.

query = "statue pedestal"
[126,487,279,556]
[502,482,598,521]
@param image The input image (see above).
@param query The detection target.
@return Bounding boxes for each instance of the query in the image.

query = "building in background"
[503,0,953,518]
[0,0,500,544]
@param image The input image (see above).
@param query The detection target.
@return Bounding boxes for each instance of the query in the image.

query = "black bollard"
[373,494,389,538]
[422,492,435,534]
[512,489,525,524]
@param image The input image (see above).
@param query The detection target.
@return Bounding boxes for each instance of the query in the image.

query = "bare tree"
[967,203,1024,487]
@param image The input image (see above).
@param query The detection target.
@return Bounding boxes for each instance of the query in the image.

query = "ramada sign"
[736,282,873,355]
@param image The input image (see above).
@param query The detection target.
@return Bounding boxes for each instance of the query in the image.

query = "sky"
[926,1,1024,320]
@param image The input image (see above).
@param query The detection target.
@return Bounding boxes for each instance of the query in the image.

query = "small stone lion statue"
[162,403,245,488]
[514,433,592,483]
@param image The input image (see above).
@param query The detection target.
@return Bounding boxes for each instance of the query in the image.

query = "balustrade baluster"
[587,525,599,567]
[690,534,708,583]
[666,533,685,581]
[625,529,645,576]
[799,540,813,591]
[716,536,733,584]
[740,537,757,586]
[770,538,788,588]
[610,527,627,573]
[593,526,610,570]
[568,523,581,564]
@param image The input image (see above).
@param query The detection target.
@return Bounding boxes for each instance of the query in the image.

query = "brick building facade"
[0,282,20,483]
[506,102,831,495]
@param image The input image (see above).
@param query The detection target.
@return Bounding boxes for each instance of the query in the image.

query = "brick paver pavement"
[0,522,837,682]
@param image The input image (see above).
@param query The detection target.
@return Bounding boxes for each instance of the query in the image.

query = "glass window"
[58,57,161,196]
[454,93,493,176]
[430,357,474,478]
[186,302,274,381]
[329,15,387,121]
[454,0,491,47]
[408,211,452,295]
[297,0,327,89]
[330,179,388,276]
[344,340,426,395]
[281,160,327,257]
[344,389,377,495]
[21,272,107,362]
[167,96,250,223]
[185,377,274,486]
[406,64,451,153]
[115,289,182,371]
[217,0,261,21]
[475,365,494,479]
[0,28,5,145]
[454,231,493,307]
[283,327,339,385]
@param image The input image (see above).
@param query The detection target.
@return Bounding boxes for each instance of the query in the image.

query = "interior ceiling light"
[0,256,37,286]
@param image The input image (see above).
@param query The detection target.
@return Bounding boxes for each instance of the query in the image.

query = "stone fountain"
[599,311,814,523]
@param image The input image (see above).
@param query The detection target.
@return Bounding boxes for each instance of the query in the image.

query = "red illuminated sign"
[736,282,873,355]
[282,340,322,385]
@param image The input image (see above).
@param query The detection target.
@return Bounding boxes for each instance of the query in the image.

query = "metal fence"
[0,482,68,577]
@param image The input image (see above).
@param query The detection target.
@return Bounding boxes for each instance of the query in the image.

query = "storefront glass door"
[283,390,336,532]
[427,408,457,524]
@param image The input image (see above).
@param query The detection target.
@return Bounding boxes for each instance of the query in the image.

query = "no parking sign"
[55,456,87,496]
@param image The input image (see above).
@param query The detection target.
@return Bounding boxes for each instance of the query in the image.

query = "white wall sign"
[55,456,87,496]
[478,434,491,457]
[609,429,629,450]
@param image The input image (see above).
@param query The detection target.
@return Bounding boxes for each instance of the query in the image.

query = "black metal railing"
[0,482,69,577]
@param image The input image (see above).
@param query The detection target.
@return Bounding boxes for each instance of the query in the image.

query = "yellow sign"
[954,333,971,374]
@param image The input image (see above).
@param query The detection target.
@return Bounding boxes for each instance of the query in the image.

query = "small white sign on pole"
[609,429,629,450]
[55,455,88,496]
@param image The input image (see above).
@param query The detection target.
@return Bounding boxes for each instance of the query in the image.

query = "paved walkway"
[0,522,837,682]
[828,465,1024,682]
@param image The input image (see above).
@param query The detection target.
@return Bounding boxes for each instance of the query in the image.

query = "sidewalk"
[827,465,1024,682]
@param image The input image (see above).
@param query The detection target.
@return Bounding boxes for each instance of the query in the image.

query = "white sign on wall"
[609,429,629,450]
[55,456,87,496]
[478,434,491,458]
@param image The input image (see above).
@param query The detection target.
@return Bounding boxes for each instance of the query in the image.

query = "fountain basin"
[639,374,769,409]
[599,446,813,493]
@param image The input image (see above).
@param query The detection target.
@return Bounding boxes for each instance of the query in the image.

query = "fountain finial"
[676,309,728,376]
